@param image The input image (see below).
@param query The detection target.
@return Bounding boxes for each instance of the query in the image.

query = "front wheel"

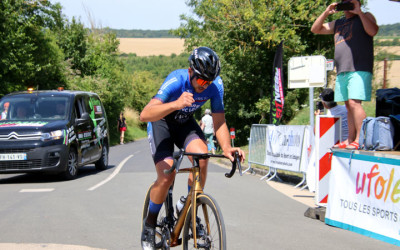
[62,148,78,180]
[182,194,226,250]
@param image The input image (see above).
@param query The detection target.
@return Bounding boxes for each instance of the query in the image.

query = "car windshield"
[0,95,70,121]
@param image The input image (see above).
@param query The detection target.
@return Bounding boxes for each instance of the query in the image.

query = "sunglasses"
[196,77,212,87]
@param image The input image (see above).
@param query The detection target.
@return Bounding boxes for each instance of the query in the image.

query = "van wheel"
[63,149,78,180]
[95,144,108,170]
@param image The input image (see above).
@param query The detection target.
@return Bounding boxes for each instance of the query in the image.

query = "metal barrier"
[246,124,314,188]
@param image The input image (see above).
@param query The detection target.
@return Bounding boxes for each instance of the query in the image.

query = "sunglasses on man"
[189,67,213,87]
[196,77,212,87]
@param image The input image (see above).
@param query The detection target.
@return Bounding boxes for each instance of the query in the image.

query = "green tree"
[173,0,338,145]
[65,28,131,143]
[0,0,66,96]
[128,71,160,113]
[57,18,88,76]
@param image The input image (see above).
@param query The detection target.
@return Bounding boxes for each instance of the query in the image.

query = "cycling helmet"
[189,47,221,81]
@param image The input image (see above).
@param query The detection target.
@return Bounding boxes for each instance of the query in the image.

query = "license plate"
[0,153,27,161]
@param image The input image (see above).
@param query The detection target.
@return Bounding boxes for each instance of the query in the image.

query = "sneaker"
[141,222,155,250]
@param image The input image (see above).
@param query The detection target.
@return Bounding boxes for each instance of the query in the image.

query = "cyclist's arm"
[140,92,194,122]
[212,112,245,162]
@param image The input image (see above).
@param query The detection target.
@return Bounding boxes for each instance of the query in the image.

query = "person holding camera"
[316,88,349,145]
[311,0,378,150]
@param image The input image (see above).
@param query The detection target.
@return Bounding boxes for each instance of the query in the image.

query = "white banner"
[265,125,306,172]
[326,151,400,246]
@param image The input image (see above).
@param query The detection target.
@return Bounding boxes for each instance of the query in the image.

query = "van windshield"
[0,96,70,121]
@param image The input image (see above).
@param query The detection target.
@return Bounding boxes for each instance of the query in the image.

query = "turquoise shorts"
[335,71,372,102]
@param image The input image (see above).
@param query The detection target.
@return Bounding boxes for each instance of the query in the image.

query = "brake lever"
[237,152,243,176]
[225,151,240,178]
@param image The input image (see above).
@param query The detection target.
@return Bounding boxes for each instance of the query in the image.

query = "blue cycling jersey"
[154,69,224,123]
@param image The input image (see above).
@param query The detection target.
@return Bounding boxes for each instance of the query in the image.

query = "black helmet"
[189,47,221,81]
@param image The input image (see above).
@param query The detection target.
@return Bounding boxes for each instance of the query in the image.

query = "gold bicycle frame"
[169,164,207,248]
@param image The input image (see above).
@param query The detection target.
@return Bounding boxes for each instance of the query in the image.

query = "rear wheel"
[62,148,78,180]
[142,183,170,249]
[95,144,108,170]
[182,194,226,250]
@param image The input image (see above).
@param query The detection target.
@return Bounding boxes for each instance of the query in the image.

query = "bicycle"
[142,149,242,249]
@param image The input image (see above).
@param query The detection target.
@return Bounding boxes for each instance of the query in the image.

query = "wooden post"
[383,58,388,89]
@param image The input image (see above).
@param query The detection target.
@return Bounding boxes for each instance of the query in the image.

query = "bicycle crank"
[160,226,171,250]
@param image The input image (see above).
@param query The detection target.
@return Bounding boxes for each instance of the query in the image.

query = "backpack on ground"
[359,116,394,151]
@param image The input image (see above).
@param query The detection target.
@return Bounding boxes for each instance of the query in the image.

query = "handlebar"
[225,151,242,178]
[164,149,242,178]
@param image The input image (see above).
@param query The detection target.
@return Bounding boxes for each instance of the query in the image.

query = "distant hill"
[377,23,400,37]
[104,28,178,38]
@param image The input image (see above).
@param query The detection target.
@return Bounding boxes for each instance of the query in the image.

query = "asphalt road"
[0,139,398,250]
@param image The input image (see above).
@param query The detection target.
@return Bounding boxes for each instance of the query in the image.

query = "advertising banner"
[270,41,285,125]
[265,125,306,172]
[325,151,400,246]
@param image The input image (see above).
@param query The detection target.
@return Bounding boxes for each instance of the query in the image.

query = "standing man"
[139,47,245,249]
[200,109,216,154]
[311,0,379,149]
[316,88,349,144]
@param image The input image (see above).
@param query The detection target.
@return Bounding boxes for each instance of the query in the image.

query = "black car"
[0,89,109,180]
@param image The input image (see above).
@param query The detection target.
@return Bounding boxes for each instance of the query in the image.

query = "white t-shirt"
[1,111,7,120]
[327,105,348,141]
[201,114,214,134]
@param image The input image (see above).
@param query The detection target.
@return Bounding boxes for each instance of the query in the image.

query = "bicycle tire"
[142,183,169,249]
[182,194,226,250]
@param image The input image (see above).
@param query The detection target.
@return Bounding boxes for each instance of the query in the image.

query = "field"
[374,46,400,88]
[118,38,185,56]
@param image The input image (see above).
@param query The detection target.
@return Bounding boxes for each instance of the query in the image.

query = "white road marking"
[19,188,54,193]
[87,153,135,191]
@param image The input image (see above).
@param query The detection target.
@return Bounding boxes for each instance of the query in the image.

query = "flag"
[270,41,285,125]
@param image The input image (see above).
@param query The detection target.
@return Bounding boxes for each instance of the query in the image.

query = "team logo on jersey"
[195,97,209,103]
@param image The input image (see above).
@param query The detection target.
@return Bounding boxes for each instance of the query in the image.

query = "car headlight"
[41,130,64,141]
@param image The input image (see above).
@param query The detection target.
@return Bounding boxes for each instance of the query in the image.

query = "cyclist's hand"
[224,147,245,163]
[174,91,195,110]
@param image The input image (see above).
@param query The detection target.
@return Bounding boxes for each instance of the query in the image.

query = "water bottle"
[176,196,186,217]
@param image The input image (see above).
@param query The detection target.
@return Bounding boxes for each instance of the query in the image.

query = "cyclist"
[139,46,245,249]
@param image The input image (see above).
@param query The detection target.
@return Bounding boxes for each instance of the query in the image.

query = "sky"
[49,0,192,30]
[49,0,400,30]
